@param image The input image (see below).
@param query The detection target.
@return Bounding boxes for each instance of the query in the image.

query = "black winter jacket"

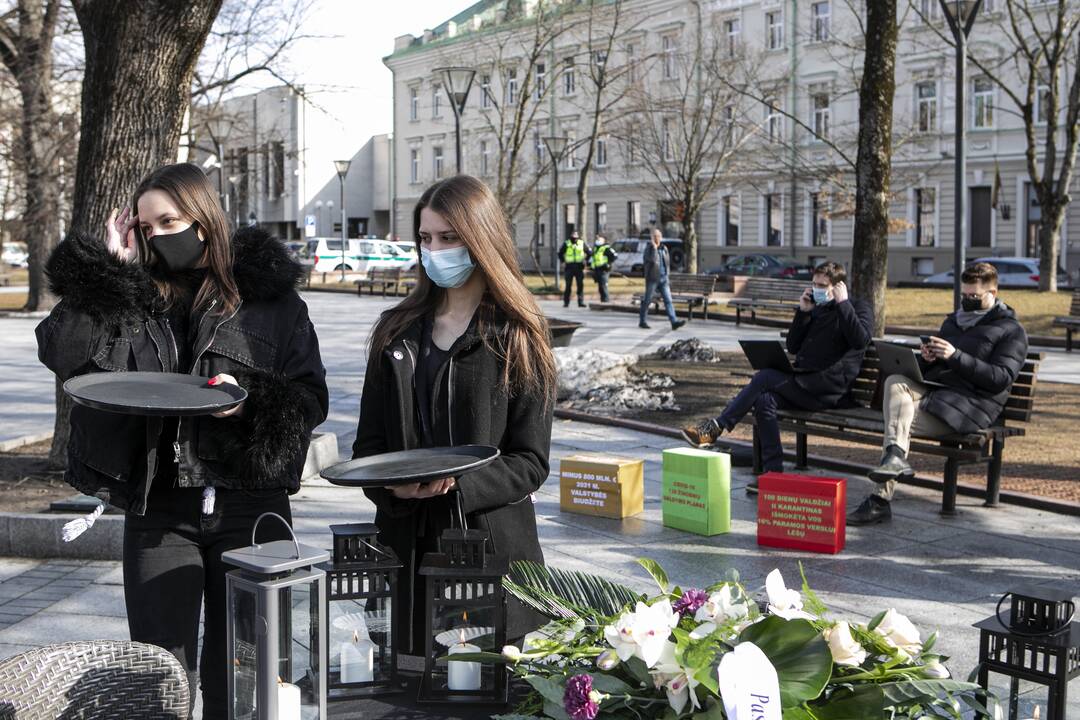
[353,309,553,651]
[36,228,329,515]
[921,302,1029,433]
[786,298,874,407]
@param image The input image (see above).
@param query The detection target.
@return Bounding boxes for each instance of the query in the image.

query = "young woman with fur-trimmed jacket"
[36,163,328,719]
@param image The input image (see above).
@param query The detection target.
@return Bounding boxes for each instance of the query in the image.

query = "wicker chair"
[0,640,189,719]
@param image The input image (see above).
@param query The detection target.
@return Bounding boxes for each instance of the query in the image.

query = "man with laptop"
[681,261,873,491]
[848,262,1029,525]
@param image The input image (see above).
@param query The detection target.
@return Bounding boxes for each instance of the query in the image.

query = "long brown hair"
[132,163,240,315]
[369,175,557,398]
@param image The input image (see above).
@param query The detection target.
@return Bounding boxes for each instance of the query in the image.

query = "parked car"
[2,243,28,268]
[311,237,414,274]
[922,257,1070,288]
[609,237,685,275]
[707,253,813,280]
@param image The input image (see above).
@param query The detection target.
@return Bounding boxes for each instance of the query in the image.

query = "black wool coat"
[786,298,874,407]
[921,303,1029,433]
[353,312,553,652]
[36,228,329,515]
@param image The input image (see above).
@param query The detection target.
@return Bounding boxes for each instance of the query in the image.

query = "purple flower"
[564,674,600,720]
[673,588,708,618]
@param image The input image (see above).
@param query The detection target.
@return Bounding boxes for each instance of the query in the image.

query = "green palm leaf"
[504,560,642,620]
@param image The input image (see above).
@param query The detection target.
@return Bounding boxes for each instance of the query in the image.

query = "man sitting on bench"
[681,261,873,492]
[848,262,1029,526]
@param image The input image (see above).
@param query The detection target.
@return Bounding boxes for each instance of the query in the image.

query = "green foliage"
[505,560,641,620]
[739,616,833,707]
[638,558,670,593]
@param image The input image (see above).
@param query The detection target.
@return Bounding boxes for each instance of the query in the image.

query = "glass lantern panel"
[330,591,392,685]
[432,582,499,693]
[280,583,321,719]
[230,582,259,720]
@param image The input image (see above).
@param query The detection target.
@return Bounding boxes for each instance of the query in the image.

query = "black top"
[416,315,451,448]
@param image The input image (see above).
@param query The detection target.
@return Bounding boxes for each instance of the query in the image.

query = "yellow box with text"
[559,455,644,519]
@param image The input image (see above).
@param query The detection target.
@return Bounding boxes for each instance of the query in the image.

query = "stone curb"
[0,432,53,453]
[0,432,341,561]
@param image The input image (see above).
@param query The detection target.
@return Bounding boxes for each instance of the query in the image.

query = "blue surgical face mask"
[812,287,831,305]
[421,245,475,288]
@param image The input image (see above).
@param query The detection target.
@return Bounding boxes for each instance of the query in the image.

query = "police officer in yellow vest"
[589,234,617,303]
[560,231,588,307]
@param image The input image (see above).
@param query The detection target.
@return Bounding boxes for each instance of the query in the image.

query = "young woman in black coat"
[352,174,557,655]
[36,163,328,718]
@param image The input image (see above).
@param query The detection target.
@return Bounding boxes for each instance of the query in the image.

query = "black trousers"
[592,268,611,302]
[123,485,292,720]
[563,263,585,305]
[717,368,824,473]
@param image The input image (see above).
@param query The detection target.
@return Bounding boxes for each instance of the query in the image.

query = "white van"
[311,237,413,274]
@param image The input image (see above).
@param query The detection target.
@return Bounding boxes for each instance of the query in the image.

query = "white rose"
[824,621,867,667]
[876,609,922,659]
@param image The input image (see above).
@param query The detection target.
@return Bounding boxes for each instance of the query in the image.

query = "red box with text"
[757,473,846,554]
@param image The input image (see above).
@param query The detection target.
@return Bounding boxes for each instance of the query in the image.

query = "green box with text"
[662,448,731,536]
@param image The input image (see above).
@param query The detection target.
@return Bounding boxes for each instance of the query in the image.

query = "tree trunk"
[1037,201,1064,292]
[849,0,897,336]
[49,0,223,463]
[683,194,699,275]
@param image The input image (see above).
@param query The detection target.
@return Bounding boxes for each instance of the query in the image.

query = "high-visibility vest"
[590,244,611,269]
[564,239,586,264]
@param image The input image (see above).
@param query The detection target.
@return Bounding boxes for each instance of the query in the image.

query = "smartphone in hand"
[919,335,932,345]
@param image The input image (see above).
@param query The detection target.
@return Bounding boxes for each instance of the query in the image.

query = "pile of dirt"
[555,347,678,415]
[0,440,73,512]
[655,337,725,363]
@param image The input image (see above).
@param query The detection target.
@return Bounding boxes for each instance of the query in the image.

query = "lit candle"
[341,629,375,683]
[447,629,482,691]
[277,678,301,720]
[1021,707,1041,720]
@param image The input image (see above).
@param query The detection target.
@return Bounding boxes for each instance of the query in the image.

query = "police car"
[311,237,415,274]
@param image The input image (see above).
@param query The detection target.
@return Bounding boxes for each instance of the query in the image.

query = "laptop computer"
[738,340,813,374]
[873,340,948,387]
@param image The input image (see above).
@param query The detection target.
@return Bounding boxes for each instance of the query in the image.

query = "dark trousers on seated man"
[715,368,826,475]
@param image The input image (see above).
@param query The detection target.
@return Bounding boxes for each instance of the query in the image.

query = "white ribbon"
[202,487,216,515]
[718,642,782,720]
[61,502,106,542]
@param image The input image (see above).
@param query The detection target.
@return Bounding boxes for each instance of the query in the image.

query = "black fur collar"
[226,226,303,302]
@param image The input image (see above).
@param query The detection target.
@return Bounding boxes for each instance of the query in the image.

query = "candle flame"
[277,676,283,686]
[459,628,466,645]
[462,611,468,623]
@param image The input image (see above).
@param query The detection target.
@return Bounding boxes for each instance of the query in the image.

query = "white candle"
[447,642,482,691]
[341,630,375,683]
[277,680,301,720]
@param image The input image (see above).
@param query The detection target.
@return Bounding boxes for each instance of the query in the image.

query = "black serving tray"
[64,371,247,416]
[321,446,500,487]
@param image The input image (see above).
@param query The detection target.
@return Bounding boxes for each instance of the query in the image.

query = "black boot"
[847,495,892,526]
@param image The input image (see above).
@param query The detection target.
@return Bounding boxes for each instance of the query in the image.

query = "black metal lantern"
[320,523,405,699]
[974,585,1078,720]
[223,512,329,720]
[418,528,509,705]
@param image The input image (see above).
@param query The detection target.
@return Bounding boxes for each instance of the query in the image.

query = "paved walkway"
[1,290,1078,717]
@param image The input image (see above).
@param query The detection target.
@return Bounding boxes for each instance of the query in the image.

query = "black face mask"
[960,293,988,312]
[149,222,204,272]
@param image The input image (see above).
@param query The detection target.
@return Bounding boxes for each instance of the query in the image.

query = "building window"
[596,135,608,167]
[916,80,937,132]
[627,200,641,234]
[409,87,419,121]
[766,10,784,50]
[261,142,270,198]
[433,85,443,118]
[480,74,492,108]
[272,141,285,196]
[536,62,546,99]
[506,68,518,105]
[563,58,575,95]
[766,193,783,246]
[433,146,444,179]
[662,118,675,161]
[972,77,994,128]
[1036,72,1052,125]
[812,92,830,140]
[410,148,420,183]
[625,43,638,83]
[724,18,740,58]
[765,100,782,143]
[810,192,829,246]
[534,129,544,168]
[565,130,577,170]
[723,195,740,246]
[595,202,607,232]
[480,140,490,175]
[912,257,935,277]
[662,35,678,80]
[915,187,936,247]
[811,2,830,42]
[594,49,608,67]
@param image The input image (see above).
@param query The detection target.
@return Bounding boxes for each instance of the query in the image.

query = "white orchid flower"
[824,621,867,667]
[876,609,923,659]
[604,600,679,668]
[922,659,950,679]
[694,585,750,625]
[765,569,814,621]
[604,607,644,662]
[649,641,701,715]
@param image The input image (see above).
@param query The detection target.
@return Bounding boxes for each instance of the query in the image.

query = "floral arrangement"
[449,559,999,720]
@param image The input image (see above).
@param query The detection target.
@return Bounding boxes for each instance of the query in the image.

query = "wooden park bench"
[746,341,1043,515]
[1052,288,1080,352]
[355,267,415,297]
[727,277,805,325]
[633,272,719,321]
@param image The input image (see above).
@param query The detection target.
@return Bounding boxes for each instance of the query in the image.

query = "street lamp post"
[334,160,352,283]
[940,0,982,311]
[543,136,569,292]
[436,67,477,174]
